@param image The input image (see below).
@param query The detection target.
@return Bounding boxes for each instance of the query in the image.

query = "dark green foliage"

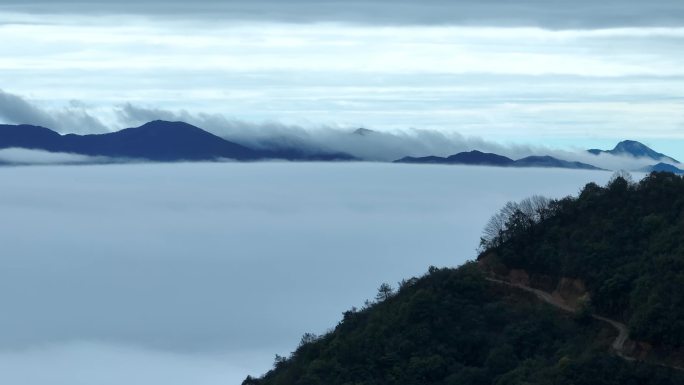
[243,171,684,384]
[485,172,684,348]
[243,263,683,385]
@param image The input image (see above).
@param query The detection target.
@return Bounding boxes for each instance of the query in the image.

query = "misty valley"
[3,0,684,383]
[0,163,616,383]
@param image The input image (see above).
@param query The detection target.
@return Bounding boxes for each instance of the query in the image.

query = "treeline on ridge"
[480,171,684,349]
[243,171,684,384]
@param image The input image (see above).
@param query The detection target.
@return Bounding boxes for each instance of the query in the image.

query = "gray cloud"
[116,103,668,170]
[0,89,56,128]
[0,342,269,385]
[0,148,109,165]
[2,0,684,29]
[0,90,108,134]
[0,92,673,169]
[116,103,552,161]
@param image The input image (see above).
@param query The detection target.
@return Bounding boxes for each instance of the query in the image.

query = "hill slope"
[479,171,684,358]
[244,264,682,385]
[244,171,684,384]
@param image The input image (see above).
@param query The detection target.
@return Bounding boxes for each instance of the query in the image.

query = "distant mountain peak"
[0,121,356,163]
[0,124,63,152]
[394,150,600,170]
[614,140,658,155]
[445,150,514,165]
[642,162,684,175]
[514,155,603,170]
[140,120,196,128]
[353,128,375,136]
[128,120,210,135]
[588,140,678,163]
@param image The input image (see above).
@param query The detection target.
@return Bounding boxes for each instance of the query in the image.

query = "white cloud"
[2,23,684,76]
[114,103,677,168]
[1,20,683,156]
[0,162,617,381]
[0,148,107,164]
[0,343,269,385]
[0,89,675,168]
[0,89,108,133]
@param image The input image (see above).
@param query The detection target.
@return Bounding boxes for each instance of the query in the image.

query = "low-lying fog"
[0,162,616,384]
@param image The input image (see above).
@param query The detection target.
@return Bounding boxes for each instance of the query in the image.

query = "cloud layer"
[0,162,616,383]
[2,20,683,160]
[0,90,107,134]
[0,343,268,385]
[0,148,109,165]
[0,89,673,169]
[117,103,667,169]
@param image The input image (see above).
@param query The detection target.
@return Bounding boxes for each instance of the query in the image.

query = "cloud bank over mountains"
[0,89,673,171]
[117,103,668,170]
[2,12,683,155]
[0,90,107,134]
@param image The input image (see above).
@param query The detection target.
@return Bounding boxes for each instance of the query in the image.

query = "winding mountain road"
[485,277,631,359]
[487,276,684,371]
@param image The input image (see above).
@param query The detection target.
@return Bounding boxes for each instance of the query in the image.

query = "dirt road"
[485,277,631,359]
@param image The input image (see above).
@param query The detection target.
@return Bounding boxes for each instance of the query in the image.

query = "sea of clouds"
[0,162,619,384]
[1,89,675,171]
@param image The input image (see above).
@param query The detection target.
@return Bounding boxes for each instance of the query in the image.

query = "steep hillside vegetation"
[244,171,684,384]
[244,265,683,384]
[480,172,684,351]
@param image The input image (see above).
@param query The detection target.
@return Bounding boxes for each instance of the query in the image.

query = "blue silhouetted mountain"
[395,150,601,170]
[352,128,375,136]
[394,155,453,164]
[60,121,259,161]
[0,124,64,152]
[0,121,355,162]
[447,150,515,166]
[641,162,684,174]
[513,155,602,170]
[395,150,514,166]
[588,140,679,163]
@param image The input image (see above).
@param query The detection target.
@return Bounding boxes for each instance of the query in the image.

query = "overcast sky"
[0,0,684,158]
[1,1,683,158]
[3,0,684,28]
[0,2,678,383]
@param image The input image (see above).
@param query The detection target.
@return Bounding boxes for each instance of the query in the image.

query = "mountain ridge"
[641,162,684,174]
[0,122,679,170]
[0,121,355,162]
[588,140,679,163]
[395,151,603,170]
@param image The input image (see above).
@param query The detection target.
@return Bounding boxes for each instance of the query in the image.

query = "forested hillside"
[244,171,684,384]
[480,171,684,350]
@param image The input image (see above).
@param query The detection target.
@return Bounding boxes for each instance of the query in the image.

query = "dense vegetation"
[244,171,684,384]
[481,172,684,349]
[244,264,683,384]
